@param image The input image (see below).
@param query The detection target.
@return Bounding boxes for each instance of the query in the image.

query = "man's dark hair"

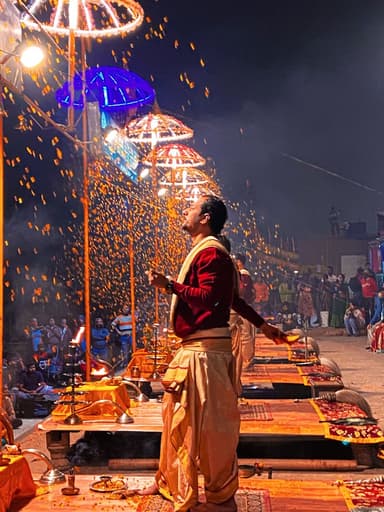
[216,234,231,252]
[199,195,228,234]
[235,253,246,265]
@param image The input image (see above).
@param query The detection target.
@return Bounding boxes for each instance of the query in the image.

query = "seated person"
[276,301,298,331]
[2,385,22,428]
[16,361,58,402]
[33,342,50,378]
[344,301,365,336]
[367,288,384,351]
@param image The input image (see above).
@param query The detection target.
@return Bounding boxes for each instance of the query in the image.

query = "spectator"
[59,317,73,356]
[27,318,45,353]
[16,361,58,402]
[297,282,315,327]
[367,288,384,351]
[326,266,338,283]
[361,270,378,323]
[111,304,133,365]
[268,280,282,315]
[328,206,341,236]
[330,274,349,328]
[344,301,365,337]
[348,268,364,307]
[91,317,110,361]
[278,278,295,308]
[253,275,270,314]
[2,386,22,428]
[44,317,61,354]
[32,342,50,379]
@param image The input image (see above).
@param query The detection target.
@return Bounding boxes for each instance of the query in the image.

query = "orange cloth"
[0,455,36,512]
[51,381,130,417]
[125,349,173,379]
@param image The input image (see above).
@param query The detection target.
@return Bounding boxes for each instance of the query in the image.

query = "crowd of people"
[2,306,135,425]
[14,307,134,383]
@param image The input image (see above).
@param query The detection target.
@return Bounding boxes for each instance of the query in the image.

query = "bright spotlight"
[140,168,150,179]
[19,45,44,68]
[104,127,119,143]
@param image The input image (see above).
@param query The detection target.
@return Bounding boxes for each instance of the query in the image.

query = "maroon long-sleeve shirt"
[172,246,265,338]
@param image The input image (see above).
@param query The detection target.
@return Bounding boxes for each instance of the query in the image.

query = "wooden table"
[0,455,36,512]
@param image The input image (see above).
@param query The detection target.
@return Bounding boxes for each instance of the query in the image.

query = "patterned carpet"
[136,489,272,512]
[239,401,273,421]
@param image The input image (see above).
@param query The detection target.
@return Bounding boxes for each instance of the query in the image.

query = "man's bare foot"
[136,482,159,496]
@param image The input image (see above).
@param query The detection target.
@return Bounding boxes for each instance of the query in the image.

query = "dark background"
[109,0,384,237]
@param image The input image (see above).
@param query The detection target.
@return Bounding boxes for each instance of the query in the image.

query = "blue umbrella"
[56,66,155,111]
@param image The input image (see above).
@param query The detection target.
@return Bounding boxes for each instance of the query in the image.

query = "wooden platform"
[10,474,353,512]
[38,397,384,470]
[241,362,343,398]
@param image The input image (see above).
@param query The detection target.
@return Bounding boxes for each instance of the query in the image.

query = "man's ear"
[200,213,210,225]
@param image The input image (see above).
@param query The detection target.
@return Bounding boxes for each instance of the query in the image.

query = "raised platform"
[38,397,384,471]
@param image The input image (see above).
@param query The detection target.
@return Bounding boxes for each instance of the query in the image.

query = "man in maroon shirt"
[141,195,284,511]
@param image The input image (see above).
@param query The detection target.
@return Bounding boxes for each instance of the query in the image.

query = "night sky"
[106,0,384,238]
[7,0,384,240]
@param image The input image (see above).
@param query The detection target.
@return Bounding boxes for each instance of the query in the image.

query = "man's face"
[235,258,243,270]
[95,319,103,328]
[122,305,129,315]
[27,364,36,372]
[182,197,208,235]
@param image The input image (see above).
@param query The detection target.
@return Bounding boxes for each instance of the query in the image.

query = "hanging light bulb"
[19,45,44,68]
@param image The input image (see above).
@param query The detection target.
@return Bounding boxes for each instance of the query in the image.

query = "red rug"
[337,476,384,509]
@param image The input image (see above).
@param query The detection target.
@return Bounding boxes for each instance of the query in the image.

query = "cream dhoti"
[155,327,240,511]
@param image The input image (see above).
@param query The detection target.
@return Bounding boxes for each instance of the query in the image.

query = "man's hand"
[260,323,287,345]
[146,269,169,289]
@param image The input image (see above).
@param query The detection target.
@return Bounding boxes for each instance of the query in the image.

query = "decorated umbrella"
[126,111,193,146]
[21,0,144,38]
[55,66,155,111]
[143,143,206,169]
[158,167,221,201]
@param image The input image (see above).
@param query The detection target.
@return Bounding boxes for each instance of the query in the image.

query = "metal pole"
[81,39,91,382]
[129,229,136,352]
[151,146,159,324]
[68,28,76,130]
[0,98,4,405]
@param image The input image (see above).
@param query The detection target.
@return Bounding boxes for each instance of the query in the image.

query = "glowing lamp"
[22,0,144,39]
[126,113,193,145]
[143,143,206,169]
[140,168,150,179]
[19,46,44,68]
